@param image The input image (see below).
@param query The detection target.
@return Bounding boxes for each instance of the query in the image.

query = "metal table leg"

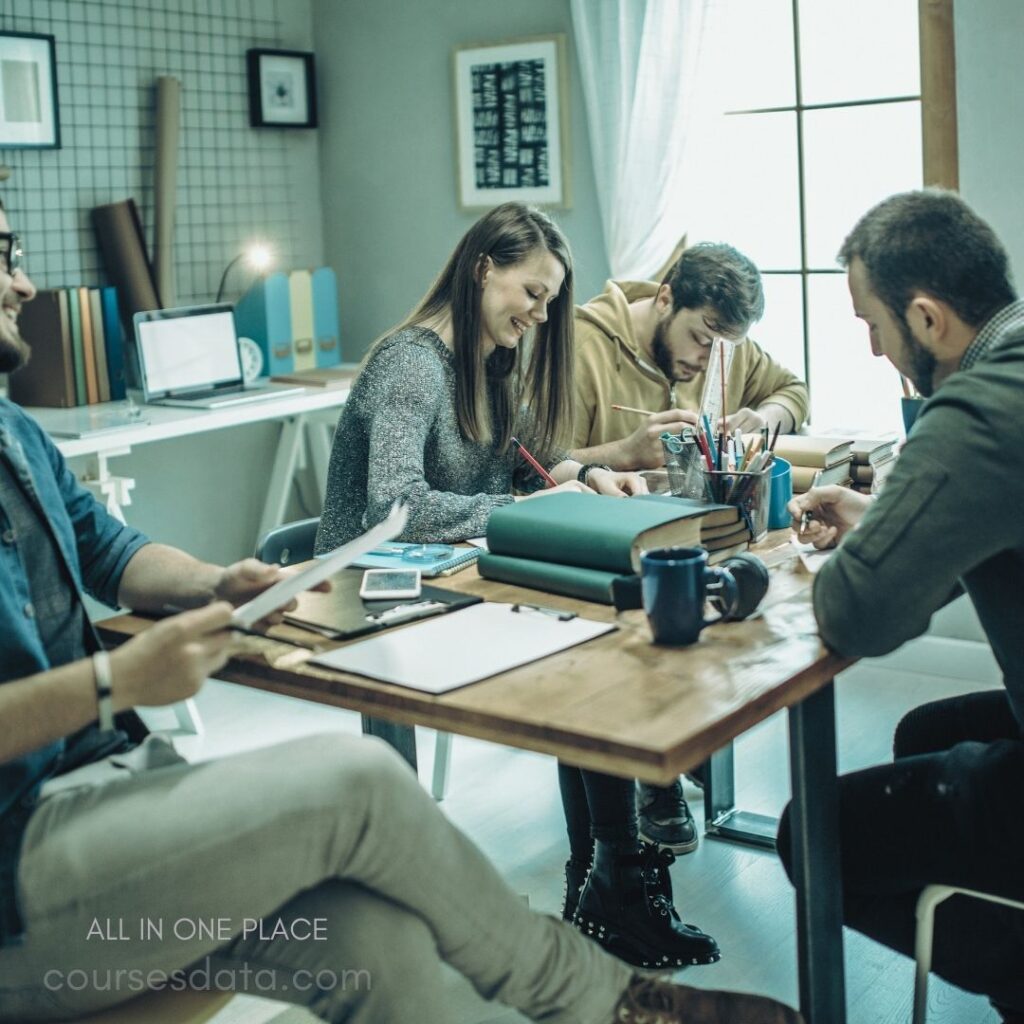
[362,715,418,771]
[788,680,846,1024]
[702,740,779,849]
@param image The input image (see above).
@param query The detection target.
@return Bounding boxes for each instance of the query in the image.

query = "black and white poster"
[454,37,567,208]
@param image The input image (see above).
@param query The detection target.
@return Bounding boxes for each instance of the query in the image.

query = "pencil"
[798,470,824,532]
[769,421,782,452]
[511,436,558,488]
[611,404,658,416]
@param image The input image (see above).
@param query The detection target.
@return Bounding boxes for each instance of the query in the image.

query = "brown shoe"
[614,974,804,1024]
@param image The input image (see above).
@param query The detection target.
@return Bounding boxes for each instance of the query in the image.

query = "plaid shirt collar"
[959,298,1024,372]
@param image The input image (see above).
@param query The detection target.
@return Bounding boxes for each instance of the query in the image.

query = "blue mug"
[640,547,739,646]
[768,456,793,530]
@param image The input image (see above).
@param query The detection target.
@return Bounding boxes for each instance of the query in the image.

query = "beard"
[650,320,676,380]
[898,317,937,397]
[0,331,30,374]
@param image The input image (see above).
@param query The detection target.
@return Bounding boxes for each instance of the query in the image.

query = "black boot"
[573,840,720,968]
[561,856,592,921]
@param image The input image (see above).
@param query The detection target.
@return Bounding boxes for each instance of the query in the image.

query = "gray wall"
[313,0,610,360]
[955,0,1024,287]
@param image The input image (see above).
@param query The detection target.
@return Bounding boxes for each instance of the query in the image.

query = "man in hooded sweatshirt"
[570,242,809,473]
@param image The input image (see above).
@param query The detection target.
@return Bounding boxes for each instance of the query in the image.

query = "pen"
[611,403,658,416]
[799,470,824,532]
[511,436,558,488]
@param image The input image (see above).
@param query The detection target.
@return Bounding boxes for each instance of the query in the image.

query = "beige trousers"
[0,734,630,1023]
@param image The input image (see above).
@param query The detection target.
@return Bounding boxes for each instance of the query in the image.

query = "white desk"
[25,385,351,534]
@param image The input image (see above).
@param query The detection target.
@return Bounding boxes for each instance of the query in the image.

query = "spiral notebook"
[352,543,480,578]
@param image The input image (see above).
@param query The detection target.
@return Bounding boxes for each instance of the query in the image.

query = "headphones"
[711,552,771,621]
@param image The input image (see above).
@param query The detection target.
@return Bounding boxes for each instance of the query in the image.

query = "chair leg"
[431,731,454,801]
[914,885,955,1024]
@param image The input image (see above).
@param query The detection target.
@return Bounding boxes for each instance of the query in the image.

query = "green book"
[477,553,640,607]
[485,492,737,576]
[66,287,86,406]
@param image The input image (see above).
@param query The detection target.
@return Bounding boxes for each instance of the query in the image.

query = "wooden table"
[99,532,854,1024]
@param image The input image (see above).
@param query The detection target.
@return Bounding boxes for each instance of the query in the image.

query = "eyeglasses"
[373,544,455,563]
[0,233,24,276]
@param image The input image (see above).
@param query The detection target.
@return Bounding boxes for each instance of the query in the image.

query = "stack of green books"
[479,493,746,605]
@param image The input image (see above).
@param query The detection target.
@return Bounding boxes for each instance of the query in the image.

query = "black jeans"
[778,689,1024,1014]
[557,763,637,860]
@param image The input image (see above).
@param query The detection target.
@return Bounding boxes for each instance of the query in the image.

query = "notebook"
[352,543,480,578]
[284,568,481,640]
[134,304,303,409]
[311,602,616,694]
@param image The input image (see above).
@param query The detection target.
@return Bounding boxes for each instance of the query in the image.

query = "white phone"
[359,568,422,600]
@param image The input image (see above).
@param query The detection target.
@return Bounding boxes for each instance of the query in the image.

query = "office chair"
[913,883,1024,1024]
[255,518,455,801]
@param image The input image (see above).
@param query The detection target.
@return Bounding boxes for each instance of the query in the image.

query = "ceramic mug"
[640,546,739,646]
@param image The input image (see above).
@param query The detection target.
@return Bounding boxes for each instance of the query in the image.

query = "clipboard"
[284,568,481,639]
[311,602,617,694]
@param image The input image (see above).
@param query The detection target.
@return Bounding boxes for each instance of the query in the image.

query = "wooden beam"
[920,0,958,188]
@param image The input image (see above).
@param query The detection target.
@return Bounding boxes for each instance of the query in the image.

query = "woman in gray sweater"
[316,203,644,551]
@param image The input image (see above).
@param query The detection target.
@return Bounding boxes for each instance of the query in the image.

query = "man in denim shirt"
[0,201,801,1024]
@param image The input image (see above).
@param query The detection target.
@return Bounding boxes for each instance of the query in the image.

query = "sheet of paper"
[466,536,488,549]
[312,602,616,694]
[233,504,408,628]
[790,536,834,574]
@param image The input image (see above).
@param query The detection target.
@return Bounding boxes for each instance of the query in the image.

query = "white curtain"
[570,0,713,279]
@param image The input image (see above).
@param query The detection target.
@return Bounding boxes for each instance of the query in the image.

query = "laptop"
[134,304,304,409]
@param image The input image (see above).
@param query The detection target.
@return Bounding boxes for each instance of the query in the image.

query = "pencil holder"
[661,433,706,500]
[702,465,771,541]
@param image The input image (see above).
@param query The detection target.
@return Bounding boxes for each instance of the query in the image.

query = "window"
[683,0,954,433]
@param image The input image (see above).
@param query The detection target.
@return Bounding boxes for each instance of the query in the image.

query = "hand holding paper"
[231,503,409,629]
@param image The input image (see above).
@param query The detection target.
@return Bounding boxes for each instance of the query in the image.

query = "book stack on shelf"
[771,435,855,493]
[8,288,127,408]
[478,492,748,607]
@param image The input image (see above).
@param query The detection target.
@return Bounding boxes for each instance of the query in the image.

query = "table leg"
[702,741,778,849]
[257,416,305,540]
[361,715,418,771]
[787,680,846,1024]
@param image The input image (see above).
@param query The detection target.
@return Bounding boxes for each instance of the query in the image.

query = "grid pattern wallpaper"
[0,0,318,305]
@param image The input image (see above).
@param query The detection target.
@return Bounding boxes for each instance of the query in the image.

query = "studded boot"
[574,840,720,968]
[561,856,592,921]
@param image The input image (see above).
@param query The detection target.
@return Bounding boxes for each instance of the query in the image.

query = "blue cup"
[901,396,925,435]
[640,546,739,646]
[768,456,793,530]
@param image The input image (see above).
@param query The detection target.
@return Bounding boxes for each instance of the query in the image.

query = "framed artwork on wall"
[0,31,60,148]
[453,34,570,210]
[247,48,318,128]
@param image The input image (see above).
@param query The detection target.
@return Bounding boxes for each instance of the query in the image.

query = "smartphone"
[359,568,422,600]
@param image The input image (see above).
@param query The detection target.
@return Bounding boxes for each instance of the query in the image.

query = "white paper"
[312,602,616,693]
[466,536,488,549]
[790,536,834,575]
[233,504,408,629]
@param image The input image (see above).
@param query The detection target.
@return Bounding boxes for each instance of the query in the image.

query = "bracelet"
[92,650,115,732]
[577,463,612,486]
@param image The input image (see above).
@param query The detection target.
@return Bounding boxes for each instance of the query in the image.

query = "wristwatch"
[577,463,612,486]
[92,650,115,732]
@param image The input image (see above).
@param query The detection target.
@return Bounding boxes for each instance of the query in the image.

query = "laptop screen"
[135,305,242,398]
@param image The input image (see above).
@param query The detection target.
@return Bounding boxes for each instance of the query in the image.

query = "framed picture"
[453,34,570,209]
[247,48,318,129]
[0,31,60,149]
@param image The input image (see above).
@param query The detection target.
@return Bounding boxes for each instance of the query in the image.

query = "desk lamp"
[215,243,273,303]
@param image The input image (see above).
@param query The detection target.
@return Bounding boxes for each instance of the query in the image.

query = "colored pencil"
[611,403,657,416]
[511,436,558,488]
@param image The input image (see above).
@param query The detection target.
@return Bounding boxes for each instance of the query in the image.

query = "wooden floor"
[151,642,1004,1024]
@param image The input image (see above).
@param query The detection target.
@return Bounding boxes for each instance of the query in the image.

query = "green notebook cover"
[66,287,86,406]
[477,552,630,605]
[485,492,736,575]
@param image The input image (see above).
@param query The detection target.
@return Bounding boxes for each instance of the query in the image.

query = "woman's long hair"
[393,202,575,455]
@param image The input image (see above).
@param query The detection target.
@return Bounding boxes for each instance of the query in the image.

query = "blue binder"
[311,266,341,368]
[100,286,127,400]
[234,272,294,376]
